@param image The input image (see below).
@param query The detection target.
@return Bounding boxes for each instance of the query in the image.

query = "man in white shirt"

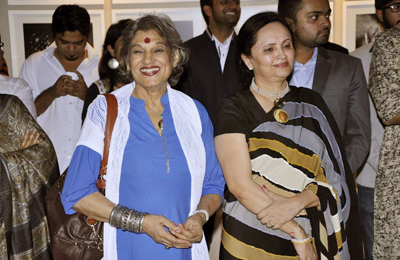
[176,0,241,125]
[0,35,36,118]
[20,5,99,173]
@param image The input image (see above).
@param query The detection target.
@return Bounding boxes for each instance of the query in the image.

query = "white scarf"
[77,82,209,260]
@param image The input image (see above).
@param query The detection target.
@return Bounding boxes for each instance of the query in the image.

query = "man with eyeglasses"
[0,35,36,118]
[376,0,400,28]
[175,0,241,249]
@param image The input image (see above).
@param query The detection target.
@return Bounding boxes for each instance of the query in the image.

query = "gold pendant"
[273,109,289,123]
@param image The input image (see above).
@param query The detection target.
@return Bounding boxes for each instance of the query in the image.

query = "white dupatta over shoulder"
[77,82,209,260]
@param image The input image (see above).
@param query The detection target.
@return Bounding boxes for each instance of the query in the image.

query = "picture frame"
[111,5,277,42]
[112,8,205,43]
[342,1,380,52]
[8,9,105,77]
[8,0,103,5]
[112,0,197,3]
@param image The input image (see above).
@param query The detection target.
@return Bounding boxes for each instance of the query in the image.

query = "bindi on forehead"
[144,37,151,43]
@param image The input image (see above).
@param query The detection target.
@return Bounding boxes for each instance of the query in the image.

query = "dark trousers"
[358,185,374,260]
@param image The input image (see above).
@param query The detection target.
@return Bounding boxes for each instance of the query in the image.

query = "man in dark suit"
[278,0,370,259]
[176,0,241,125]
[278,0,370,175]
[176,0,241,249]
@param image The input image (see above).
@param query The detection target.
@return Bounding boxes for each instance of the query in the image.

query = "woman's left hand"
[257,185,302,229]
[170,213,205,243]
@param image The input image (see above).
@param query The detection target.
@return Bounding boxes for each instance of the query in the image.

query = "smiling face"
[54,30,87,61]
[242,22,295,86]
[293,0,331,49]
[209,0,241,28]
[129,29,177,91]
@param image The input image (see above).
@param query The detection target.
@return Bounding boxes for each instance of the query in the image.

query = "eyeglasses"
[382,3,400,12]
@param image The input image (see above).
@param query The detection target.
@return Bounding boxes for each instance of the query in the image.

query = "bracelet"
[191,209,209,223]
[291,236,314,245]
[109,204,148,233]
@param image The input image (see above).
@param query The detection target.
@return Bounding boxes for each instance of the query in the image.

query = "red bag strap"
[97,94,118,190]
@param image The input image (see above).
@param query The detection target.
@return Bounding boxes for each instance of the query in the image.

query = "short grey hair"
[118,14,189,86]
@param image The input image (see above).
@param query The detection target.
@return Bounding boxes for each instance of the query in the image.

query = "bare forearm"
[195,194,222,222]
[34,87,56,116]
[230,180,272,215]
[384,113,400,125]
[297,189,319,209]
[73,191,115,222]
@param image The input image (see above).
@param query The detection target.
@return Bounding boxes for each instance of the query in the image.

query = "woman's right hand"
[141,214,192,249]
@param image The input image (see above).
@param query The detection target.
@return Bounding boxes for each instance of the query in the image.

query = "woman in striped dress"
[215,12,355,260]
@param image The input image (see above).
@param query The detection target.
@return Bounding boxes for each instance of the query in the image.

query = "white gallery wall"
[1,0,379,77]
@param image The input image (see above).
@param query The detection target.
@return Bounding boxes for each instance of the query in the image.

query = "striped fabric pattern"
[216,88,351,260]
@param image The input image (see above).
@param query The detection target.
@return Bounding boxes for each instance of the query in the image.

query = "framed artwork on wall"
[112,8,206,42]
[112,0,197,3]
[342,1,381,52]
[8,0,103,5]
[8,9,105,77]
[111,5,277,43]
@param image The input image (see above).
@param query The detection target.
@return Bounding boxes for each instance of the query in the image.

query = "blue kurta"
[61,91,225,260]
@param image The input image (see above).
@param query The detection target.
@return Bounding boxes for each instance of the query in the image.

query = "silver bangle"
[109,204,148,234]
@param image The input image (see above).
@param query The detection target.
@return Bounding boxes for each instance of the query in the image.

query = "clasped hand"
[142,213,205,249]
[51,71,87,100]
[257,185,303,230]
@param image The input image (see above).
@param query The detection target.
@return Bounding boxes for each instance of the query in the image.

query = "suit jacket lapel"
[313,47,332,94]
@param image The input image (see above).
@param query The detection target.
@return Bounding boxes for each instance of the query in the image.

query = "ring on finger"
[165,245,171,250]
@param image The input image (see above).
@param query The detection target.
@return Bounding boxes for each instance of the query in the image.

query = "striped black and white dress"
[215,87,358,260]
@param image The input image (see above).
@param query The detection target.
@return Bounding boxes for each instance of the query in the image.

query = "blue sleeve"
[60,145,102,214]
[195,100,225,201]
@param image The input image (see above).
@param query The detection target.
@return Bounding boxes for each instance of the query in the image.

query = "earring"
[108,56,119,70]
[248,66,253,71]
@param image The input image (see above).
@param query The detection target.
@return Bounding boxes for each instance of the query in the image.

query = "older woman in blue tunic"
[61,15,225,260]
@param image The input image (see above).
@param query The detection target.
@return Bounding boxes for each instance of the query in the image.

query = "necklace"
[250,79,290,124]
[134,89,170,173]
[250,78,290,100]
[145,104,164,131]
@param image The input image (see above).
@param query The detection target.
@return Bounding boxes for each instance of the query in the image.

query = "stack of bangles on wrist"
[290,236,314,245]
[109,204,148,233]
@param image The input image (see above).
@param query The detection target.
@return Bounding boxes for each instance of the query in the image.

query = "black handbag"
[45,94,118,260]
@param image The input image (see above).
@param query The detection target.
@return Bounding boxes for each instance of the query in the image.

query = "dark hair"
[237,12,294,90]
[200,0,213,25]
[52,5,91,38]
[98,19,132,92]
[277,0,303,22]
[118,14,189,86]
